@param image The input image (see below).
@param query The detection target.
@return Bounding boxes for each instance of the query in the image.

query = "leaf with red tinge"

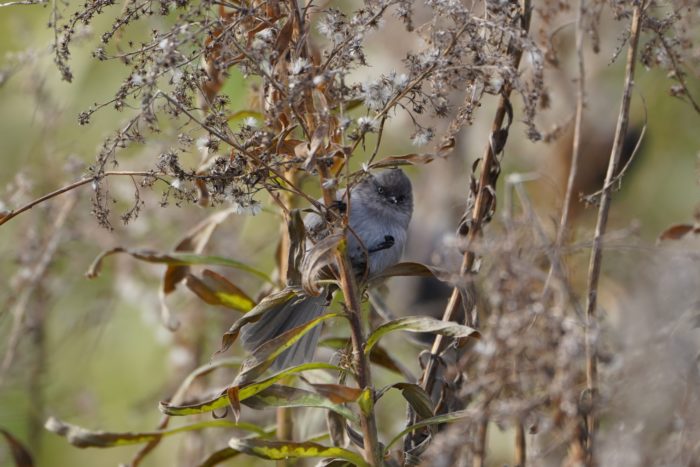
[369,153,434,169]
[227,386,241,421]
[658,223,698,242]
[228,438,369,467]
[0,428,34,467]
[302,380,362,404]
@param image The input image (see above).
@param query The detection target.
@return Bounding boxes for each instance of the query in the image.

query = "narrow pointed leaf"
[242,385,358,423]
[198,446,241,467]
[44,417,265,448]
[185,270,255,312]
[365,316,479,354]
[160,362,345,416]
[228,438,368,467]
[369,153,434,169]
[86,248,271,283]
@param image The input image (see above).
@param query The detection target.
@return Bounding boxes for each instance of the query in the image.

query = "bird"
[240,168,413,370]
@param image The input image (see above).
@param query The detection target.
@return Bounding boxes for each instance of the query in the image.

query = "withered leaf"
[0,428,34,467]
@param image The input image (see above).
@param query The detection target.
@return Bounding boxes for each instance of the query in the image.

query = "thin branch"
[554,0,587,248]
[583,1,645,463]
[0,171,157,227]
[0,0,46,6]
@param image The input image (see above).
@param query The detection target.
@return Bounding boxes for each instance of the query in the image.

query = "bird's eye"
[377,186,385,195]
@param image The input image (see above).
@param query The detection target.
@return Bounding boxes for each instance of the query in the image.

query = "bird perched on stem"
[240,168,413,370]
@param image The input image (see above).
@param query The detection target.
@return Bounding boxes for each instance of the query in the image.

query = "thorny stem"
[583,1,645,463]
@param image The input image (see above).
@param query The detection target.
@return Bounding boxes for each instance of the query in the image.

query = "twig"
[0,0,45,6]
[583,1,645,463]
[0,171,156,227]
[554,0,587,249]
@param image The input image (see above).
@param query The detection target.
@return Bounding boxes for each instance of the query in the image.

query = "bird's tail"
[240,293,326,370]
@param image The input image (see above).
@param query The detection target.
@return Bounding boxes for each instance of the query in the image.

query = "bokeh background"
[1,1,699,466]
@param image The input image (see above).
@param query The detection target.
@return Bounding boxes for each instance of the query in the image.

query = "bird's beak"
[389,196,398,204]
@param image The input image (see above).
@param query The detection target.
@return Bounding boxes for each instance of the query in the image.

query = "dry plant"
[1,0,700,466]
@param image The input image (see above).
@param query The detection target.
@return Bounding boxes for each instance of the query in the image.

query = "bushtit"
[240,168,413,369]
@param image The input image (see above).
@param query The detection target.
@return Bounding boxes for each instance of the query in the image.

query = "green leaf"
[229,438,369,467]
[357,388,373,417]
[0,428,34,467]
[385,409,478,452]
[185,270,255,312]
[234,312,343,385]
[44,417,265,448]
[86,248,272,283]
[365,316,480,354]
[198,447,241,467]
[160,362,346,416]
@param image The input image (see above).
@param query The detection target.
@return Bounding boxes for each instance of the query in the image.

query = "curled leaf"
[86,248,270,283]
[301,232,343,296]
[365,316,480,354]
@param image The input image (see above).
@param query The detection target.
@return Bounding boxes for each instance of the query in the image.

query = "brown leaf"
[163,208,236,294]
[0,429,34,467]
[658,223,696,242]
[303,381,362,404]
[227,386,241,421]
[369,153,434,169]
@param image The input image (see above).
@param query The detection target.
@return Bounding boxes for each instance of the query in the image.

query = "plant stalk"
[337,250,381,466]
[583,1,644,463]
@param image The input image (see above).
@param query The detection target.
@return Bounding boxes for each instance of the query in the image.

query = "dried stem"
[418,0,532,410]
[0,171,157,227]
[583,1,645,463]
[515,422,526,467]
[555,0,587,247]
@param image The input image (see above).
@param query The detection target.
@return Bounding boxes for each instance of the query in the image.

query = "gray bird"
[240,168,413,370]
